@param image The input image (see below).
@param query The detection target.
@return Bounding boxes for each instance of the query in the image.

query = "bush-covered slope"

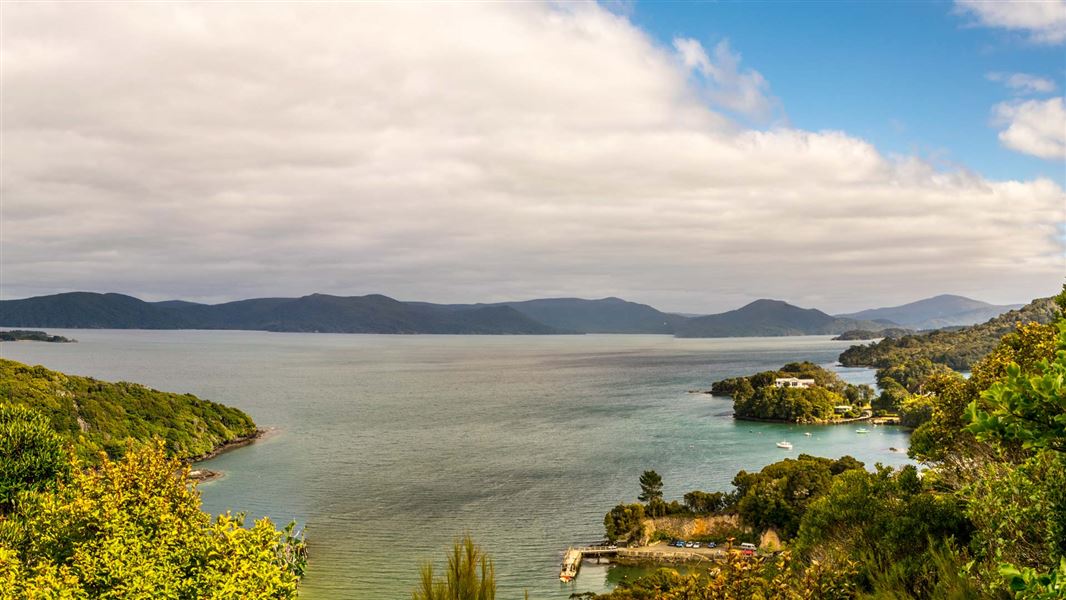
[0,359,256,461]
[838,295,1060,370]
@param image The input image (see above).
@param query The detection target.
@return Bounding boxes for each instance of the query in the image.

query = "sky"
[2,0,1064,314]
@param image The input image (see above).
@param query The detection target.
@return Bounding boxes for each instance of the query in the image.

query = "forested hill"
[0,292,565,335]
[411,297,687,333]
[0,358,257,461]
[675,299,883,337]
[838,294,1060,370]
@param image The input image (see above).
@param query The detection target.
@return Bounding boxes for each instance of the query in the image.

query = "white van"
[739,542,757,551]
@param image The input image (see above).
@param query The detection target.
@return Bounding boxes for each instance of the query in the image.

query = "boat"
[804,432,812,437]
[855,428,869,434]
[776,441,793,449]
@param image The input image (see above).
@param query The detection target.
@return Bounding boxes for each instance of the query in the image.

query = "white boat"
[804,432,812,437]
[776,441,792,449]
[855,428,869,434]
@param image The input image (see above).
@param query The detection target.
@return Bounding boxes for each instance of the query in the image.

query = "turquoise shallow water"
[1,331,911,599]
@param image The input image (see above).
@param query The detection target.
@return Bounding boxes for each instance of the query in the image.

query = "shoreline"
[733,413,873,425]
[190,428,265,462]
[186,426,279,482]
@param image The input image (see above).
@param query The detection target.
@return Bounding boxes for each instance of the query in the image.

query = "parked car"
[675,540,685,548]
[685,541,694,548]
[707,542,716,548]
[742,549,755,556]
[739,542,757,551]
[693,542,701,548]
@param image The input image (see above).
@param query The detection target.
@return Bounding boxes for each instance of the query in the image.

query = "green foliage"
[0,404,68,512]
[859,540,985,600]
[838,295,1060,372]
[413,535,495,600]
[963,452,1066,573]
[591,551,861,600]
[962,289,1066,595]
[0,359,257,463]
[0,443,305,598]
[898,393,937,429]
[733,454,864,539]
[795,465,972,593]
[638,470,663,503]
[873,378,908,413]
[604,503,645,544]
[1001,558,1066,599]
[968,318,1066,453]
[876,358,956,394]
[711,376,755,400]
[734,385,848,423]
[905,373,975,461]
[683,490,727,514]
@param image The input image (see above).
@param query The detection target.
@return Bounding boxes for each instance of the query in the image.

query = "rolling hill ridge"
[0,291,1030,337]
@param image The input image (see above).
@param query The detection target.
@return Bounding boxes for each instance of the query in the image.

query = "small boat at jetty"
[856,428,869,434]
[776,441,793,449]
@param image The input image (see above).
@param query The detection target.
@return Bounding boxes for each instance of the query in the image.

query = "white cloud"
[956,0,1066,44]
[673,37,780,123]
[987,71,1057,94]
[993,97,1066,159]
[1,2,1063,312]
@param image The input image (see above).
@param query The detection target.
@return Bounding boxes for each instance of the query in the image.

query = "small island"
[710,361,874,423]
[0,329,76,343]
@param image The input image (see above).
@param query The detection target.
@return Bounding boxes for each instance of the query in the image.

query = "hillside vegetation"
[838,295,1060,371]
[0,359,256,462]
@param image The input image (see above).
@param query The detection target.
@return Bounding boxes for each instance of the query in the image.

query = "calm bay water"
[1,331,911,598]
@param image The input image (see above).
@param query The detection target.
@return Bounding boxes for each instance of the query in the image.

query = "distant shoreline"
[733,414,873,425]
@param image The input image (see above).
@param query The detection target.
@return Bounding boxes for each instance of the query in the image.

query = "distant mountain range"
[835,294,1024,329]
[0,291,1027,337]
[0,292,561,334]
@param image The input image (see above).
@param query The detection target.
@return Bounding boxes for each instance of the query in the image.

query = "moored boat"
[776,440,792,449]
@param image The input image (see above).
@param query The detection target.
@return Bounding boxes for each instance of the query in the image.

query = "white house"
[774,377,815,389]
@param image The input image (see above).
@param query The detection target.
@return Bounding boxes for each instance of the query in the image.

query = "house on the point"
[774,377,815,389]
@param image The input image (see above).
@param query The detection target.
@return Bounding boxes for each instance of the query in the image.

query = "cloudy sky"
[2,1,1064,314]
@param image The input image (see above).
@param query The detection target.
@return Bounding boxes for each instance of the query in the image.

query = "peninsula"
[710,361,874,423]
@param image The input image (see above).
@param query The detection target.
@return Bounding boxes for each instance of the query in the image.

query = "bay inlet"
[1,330,912,598]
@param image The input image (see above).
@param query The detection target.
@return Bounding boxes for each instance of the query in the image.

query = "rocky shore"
[186,427,278,482]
